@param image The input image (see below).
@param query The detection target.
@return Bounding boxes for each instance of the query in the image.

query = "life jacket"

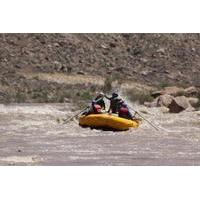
[93,104,102,113]
[119,107,133,120]
[119,107,129,115]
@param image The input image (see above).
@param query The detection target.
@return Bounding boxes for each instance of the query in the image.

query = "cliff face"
[0,33,200,103]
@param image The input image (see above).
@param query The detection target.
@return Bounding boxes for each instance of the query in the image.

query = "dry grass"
[19,72,155,90]
[2,72,156,106]
[22,72,105,86]
[103,77,112,93]
[125,88,153,104]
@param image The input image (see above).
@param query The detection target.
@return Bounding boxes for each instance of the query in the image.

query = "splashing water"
[0,103,200,165]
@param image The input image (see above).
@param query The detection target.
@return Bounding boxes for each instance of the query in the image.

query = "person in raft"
[118,102,134,120]
[105,92,122,114]
[84,100,102,115]
[94,92,106,110]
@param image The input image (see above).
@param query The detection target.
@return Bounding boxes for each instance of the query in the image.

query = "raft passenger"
[106,92,122,114]
[84,100,102,115]
[94,92,106,110]
[118,103,134,120]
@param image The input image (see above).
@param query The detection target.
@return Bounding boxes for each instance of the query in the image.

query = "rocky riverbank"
[144,86,200,113]
[0,34,200,106]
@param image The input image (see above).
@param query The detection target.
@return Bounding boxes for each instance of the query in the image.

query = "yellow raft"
[79,113,141,131]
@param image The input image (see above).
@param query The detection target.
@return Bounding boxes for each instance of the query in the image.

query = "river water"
[0,103,200,165]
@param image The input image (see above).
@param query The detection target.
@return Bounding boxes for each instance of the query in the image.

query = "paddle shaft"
[63,95,104,124]
[63,106,89,124]
[129,107,159,131]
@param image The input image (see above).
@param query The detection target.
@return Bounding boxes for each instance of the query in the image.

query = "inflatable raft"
[79,113,141,131]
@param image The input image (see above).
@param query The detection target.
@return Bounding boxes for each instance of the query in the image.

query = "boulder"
[151,90,165,98]
[77,71,85,75]
[187,97,199,107]
[184,86,198,96]
[160,106,169,113]
[163,86,185,97]
[157,94,174,107]
[151,86,184,98]
[168,96,191,113]
[185,106,196,112]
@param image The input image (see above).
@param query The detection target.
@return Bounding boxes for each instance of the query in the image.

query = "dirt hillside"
[0,33,200,104]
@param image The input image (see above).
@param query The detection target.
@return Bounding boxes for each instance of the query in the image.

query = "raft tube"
[79,113,141,131]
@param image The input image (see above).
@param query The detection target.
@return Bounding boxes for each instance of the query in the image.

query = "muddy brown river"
[0,103,200,165]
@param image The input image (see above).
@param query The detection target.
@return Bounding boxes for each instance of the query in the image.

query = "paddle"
[62,94,105,124]
[62,106,89,124]
[129,106,160,131]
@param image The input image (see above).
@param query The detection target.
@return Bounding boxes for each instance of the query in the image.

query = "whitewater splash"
[0,103,200,165]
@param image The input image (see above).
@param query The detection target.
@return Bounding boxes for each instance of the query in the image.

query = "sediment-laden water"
[0,103,200,165]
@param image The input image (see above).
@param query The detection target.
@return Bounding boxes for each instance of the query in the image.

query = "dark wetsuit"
[106,96,122,113]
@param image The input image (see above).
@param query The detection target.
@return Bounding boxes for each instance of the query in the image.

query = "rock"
[185,106,196,112]
[184,86,198,96]
[151,90,165,98]
[140,70,150,76]
[53,42,60,47]
[109,43,116,48]
[100,44,108,49]
[140,58,148,63]
[14,64,21,69]
[157,94,174,107]
[168,96,191,113]
[116,67,124,72]
[160,106,169,113]
[53,61,62,70]
[168,99,184,113]
[187,97,199,107]
[156,48,165,54]
[77,71,85,75]
[64,98,70,103]
[151,86,185,98]
[163,86,185,97]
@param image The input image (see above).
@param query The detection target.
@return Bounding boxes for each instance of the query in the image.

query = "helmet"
[112,92,118,97]
[121,102,127,107]
[98,92,104,97]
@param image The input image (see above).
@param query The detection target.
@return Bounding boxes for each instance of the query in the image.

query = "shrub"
[103,77,112,93]
[80,91,92,101]
[125,88,153,104]
[159,82,170,89]
[15,91,27,103]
